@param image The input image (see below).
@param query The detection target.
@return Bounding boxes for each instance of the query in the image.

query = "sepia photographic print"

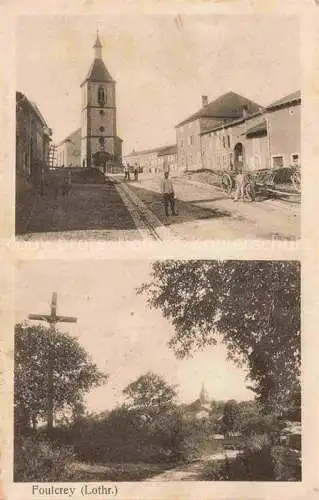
[15,14,301,241]
[13,260,301,484]
[2,3,318,500]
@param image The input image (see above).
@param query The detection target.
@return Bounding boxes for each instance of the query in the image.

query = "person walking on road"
[134,165,139,182]
[62,171,72,201]
[124,164,130,181]
[161,171,177,217]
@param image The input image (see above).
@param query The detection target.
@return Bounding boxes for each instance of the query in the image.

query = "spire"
[94,31,103,59]
[199,383,209,404]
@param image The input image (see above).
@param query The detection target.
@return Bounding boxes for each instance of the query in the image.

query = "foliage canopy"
[15,323,107,431]
[139,261,300,412]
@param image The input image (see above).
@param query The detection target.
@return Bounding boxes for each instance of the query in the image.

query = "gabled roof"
[82,58,114,85]
[266,90,301,111]
[29,101,49,129]
[176,91,263,128]
[57,128,81,146]
[200,109,263,136]
[17,91,51,136]
[125,144,173,157]
[157,144,177,157]
[125,147,163,157]
[244,120,267,136]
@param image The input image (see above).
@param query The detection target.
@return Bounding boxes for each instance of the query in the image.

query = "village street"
[16,174,300,241]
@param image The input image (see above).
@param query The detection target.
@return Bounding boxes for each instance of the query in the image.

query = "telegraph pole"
[28,292,77,434]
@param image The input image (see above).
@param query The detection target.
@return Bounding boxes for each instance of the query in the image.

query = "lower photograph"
[14,259,301,482]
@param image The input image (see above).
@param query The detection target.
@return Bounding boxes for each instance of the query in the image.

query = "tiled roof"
[125,145,168,157]
[244,120,267,136]
[200,110,263,136]
[125,148,160,157]
[17,91,51,134]
[57,128,81,146]
[266,90,301,110]
[176,91,263,128]
[157,144,177,156]
[82,58,114,84]
[29,101,49,128]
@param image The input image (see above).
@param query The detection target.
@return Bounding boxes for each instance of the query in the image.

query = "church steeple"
[81,33,121,169]
[199,383,209,404]
[94,31,103,60]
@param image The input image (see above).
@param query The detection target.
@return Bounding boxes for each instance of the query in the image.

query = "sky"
[15,260,253,414]
[16,14,300,153]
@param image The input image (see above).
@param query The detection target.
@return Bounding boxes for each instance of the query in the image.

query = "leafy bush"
[271,445,301,481]
[14,436,74,482]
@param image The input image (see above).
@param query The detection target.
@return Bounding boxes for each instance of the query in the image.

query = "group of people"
[123,164,139,182]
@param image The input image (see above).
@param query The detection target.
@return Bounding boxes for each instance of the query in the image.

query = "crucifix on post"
[28,292,77,434]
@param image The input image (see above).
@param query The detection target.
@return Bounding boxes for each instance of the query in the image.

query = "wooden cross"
[28,292,77,433]
[28,292,77,325]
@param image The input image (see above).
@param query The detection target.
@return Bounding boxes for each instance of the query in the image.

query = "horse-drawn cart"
[219,166,301,201]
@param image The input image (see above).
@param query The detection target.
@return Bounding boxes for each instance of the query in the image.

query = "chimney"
[202,95,208,107]
[242,106,248,118]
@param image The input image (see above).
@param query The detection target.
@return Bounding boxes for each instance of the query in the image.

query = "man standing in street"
[124,163,130,181]
[233,156,245,202]
[160,171,177,217]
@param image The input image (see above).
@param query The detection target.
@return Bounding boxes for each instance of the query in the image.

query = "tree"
[123,372,177,423]
[138,261,300,414]
[222,400,240,436]
[14,323,107,433]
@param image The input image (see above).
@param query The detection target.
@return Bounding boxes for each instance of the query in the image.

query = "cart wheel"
[221,173,233,195]
[244,181,255,201]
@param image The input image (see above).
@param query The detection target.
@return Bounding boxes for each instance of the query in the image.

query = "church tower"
[199,383,209,405]
[81,33,118,169]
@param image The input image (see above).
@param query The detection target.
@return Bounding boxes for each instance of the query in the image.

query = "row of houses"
[124,90,301,176]
[16,91,52,196]
[124,144,178,175]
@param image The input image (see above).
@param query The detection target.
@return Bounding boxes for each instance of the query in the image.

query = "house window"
[227,135,231,148]
[272,155,284,168]
[222,136,226,148]
[291,153,299,166]
[99,126,105,132]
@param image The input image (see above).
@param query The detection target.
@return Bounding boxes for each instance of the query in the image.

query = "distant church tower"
[199,383,209,405]
[81,33,120,169]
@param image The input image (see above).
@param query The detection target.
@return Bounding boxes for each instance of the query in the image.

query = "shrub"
[271,445,301,481]
[14,436,74,482]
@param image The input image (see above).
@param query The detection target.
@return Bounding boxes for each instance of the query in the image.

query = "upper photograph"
[15,15,300,241]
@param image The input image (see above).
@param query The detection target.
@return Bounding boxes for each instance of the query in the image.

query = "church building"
[81,33,122,169]
[56,33,122,170]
